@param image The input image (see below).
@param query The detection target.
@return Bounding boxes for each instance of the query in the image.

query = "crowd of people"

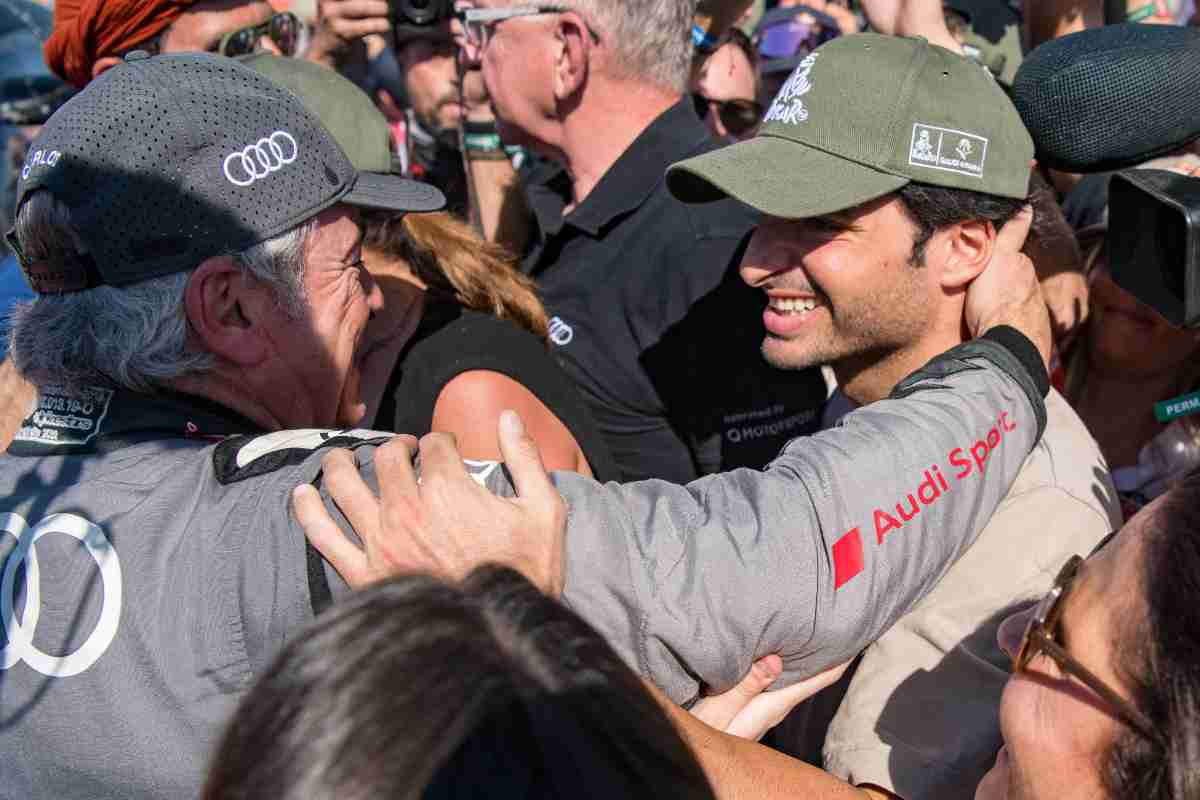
[0,0,1199,798]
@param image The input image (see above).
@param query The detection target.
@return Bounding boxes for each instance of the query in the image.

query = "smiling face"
[738,195,936,374]
[976,511,1151,800]
[267,205,384,428]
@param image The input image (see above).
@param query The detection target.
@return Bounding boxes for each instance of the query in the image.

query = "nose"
[739,224,800,289]
[997,603,1037,662]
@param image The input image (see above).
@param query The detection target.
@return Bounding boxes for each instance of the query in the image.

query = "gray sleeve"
[555,334,1049,703]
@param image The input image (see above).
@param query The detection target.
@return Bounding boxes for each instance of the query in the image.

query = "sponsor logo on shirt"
[548,316,574,347]
[1,512,122,677]
[723,404,818,444]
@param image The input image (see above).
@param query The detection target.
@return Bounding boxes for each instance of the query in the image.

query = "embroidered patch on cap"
[908,123,988,178]
[763,52,820,126]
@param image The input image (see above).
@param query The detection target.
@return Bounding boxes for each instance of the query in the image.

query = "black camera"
[1107,169,1200,328]
[390,0,456,42]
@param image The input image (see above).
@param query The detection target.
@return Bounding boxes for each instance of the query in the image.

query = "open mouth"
[763,292,828,336]
[767,296,823,314]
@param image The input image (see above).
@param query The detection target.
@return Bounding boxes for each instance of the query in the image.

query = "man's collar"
[6,384,266,456]
[529,96,712,237]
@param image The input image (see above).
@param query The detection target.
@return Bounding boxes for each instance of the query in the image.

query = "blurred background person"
[753,3,845,105]
[44,0,299,87]
[691,27,762,142]
[1059,156,1200,518]
[390,17,469,212]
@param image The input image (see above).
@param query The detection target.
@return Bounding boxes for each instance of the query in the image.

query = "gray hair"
[7,191,314,393]
[566,0,697,92]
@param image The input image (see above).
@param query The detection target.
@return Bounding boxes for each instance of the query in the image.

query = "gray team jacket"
[0,330,1046,799]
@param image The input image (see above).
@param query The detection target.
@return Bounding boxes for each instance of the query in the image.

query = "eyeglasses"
[459,5,586,50]
[692,93,762,138]
[1015,555,1159,743]
[217,11,301,58]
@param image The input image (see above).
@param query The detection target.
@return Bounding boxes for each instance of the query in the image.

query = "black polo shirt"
[521,98,827,483]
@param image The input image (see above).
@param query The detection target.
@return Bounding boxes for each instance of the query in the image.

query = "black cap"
[1013,24,1200,173]
[10,52,444,294]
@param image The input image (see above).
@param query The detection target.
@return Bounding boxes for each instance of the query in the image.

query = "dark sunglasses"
[692,93,763,138]
[218,11,301,58]
[1015,554,1159,743]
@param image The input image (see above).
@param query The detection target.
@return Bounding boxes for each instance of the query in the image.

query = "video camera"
[1012,23,1200,328]
[1107,170,1200,329]
[389,0,456,42]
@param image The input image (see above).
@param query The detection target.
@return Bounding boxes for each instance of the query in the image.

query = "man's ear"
[934,218,995,290]
[91,56,123,81]
[184,255,275,366]
[552,12,591,102]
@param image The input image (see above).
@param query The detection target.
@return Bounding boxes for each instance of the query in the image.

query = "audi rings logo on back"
[1,512,122,678]
[222,130,299,187]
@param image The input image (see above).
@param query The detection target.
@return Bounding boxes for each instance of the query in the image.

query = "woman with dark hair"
[203,565,716,800]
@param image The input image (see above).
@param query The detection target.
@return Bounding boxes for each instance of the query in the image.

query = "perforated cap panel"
[1013,24,1200,173]
[15,52,356,286]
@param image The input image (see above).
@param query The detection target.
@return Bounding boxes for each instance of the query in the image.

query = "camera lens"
[400,0,441,25]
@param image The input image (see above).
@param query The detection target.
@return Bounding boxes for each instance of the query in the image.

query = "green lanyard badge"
[1155,390,1200,423]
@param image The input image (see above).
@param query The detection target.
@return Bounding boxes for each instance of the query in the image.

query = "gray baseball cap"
[9,51,444,294]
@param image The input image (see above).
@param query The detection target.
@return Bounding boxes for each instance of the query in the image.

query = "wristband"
[462,119,499,136]
[463,131,503,152]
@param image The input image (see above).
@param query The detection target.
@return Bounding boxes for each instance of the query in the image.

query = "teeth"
[769,297,818,313]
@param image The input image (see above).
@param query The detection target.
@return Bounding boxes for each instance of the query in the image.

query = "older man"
[0,52,442,799]
[457,0,829,483]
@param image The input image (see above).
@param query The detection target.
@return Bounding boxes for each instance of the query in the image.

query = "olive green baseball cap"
[667,33,1034,219]
[240,52,394,174]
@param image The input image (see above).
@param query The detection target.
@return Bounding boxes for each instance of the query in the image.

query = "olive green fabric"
[240,52,393,174]
[668,34,1033,219]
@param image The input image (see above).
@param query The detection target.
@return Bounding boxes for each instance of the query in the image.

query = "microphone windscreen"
[1012,24,1200,173]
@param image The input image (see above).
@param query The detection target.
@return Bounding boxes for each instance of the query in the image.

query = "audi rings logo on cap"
[1,512,123,678]
[222,130,299,187]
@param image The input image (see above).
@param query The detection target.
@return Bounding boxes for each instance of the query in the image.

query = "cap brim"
[667,135,909,219]
[342,172,446,213]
